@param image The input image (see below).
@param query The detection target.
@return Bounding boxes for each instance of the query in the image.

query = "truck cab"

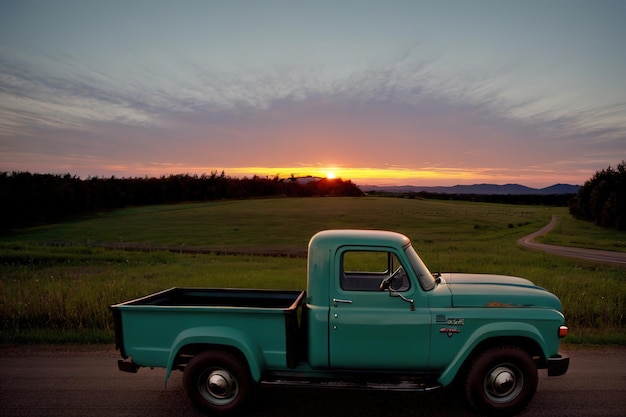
[307,229,435,370]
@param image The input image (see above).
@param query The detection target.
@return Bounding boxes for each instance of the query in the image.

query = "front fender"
[165,326,266,384]
[437,321,549,386]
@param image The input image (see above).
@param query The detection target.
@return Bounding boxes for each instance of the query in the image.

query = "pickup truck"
[111,229,569,416]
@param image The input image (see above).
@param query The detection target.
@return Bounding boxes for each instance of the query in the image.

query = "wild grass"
[1,197,624,345]
[0,248,305,344]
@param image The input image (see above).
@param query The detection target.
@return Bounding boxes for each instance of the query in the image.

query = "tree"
[569,161,626,230]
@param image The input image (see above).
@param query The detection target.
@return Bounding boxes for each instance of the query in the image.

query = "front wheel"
[465,346,538,416]
[183,350,253,416]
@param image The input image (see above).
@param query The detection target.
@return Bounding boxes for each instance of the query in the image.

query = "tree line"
[569,161,626,231]
[0,171,363,232]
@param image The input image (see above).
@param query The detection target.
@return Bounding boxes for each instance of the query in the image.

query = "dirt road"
[1,345,624,417]
[518,215,626,267]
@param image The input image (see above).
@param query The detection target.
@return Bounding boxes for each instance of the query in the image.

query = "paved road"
[518,215,626,267]
[1,346,624,417]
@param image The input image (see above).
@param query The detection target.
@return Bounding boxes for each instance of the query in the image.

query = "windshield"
[405,244,436,291]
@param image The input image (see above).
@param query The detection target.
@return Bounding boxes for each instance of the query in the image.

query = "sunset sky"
[1,1,625,187]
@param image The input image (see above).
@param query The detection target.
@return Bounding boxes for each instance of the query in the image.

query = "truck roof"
[309,229,411,250]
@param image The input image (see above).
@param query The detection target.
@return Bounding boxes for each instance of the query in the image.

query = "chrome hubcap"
[199,369,238,405]
[484,365,523,403]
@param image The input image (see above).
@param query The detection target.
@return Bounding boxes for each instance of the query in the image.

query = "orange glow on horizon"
[31,159,583,188]
[222,166,487,185]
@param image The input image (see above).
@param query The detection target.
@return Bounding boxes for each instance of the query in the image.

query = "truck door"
[329,247,431,370]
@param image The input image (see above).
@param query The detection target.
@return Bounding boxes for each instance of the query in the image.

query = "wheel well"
[454,336,545,384]
[173,343,248,372]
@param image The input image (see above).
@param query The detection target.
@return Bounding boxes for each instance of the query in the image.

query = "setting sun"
[202,165,491,186]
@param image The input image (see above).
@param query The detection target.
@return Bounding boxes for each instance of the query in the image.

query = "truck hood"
[444,273,563,311]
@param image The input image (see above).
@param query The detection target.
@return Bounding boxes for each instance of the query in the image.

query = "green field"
[536,213,626,252]
[1,197,624,345]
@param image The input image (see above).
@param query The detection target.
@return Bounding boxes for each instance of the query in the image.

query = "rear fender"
[165,326,266,384]
[437,322,548,386]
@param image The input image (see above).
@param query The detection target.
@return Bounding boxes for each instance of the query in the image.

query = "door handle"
[333,298,353,307]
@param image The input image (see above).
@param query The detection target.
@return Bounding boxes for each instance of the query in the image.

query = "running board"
[261,376,441,392]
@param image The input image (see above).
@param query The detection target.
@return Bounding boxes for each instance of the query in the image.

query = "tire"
[465,346,538,417]
[183,350,253,416]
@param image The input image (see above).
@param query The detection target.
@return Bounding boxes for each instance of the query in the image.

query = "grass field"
[1,197,624,345]
[536,213,626,252]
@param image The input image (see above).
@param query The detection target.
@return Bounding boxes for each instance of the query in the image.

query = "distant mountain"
[359,183,579,195]
[539,184,580,194]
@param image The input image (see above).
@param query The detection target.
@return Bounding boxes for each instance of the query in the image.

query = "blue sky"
[1,0,625,186]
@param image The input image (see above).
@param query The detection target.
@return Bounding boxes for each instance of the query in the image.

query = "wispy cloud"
[2,42,624,149]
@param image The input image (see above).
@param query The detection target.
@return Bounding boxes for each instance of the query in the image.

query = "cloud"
[0,53,154,136]
[2,38,624,148]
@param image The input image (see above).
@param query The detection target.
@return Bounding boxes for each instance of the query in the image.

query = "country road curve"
[517,215,626,267]
[1,345,625,417]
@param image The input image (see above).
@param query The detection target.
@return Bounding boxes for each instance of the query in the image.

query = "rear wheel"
[183,350,253,416]
[465,346,537,416]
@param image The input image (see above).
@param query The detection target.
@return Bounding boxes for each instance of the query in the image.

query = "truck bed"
[114,287,304,308]
[111,288,306,370]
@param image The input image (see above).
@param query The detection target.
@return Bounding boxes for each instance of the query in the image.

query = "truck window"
[340,250,410,292]
[404,245,436,291]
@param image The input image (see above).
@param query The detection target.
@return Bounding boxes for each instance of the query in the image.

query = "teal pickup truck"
[111,230,569,416]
